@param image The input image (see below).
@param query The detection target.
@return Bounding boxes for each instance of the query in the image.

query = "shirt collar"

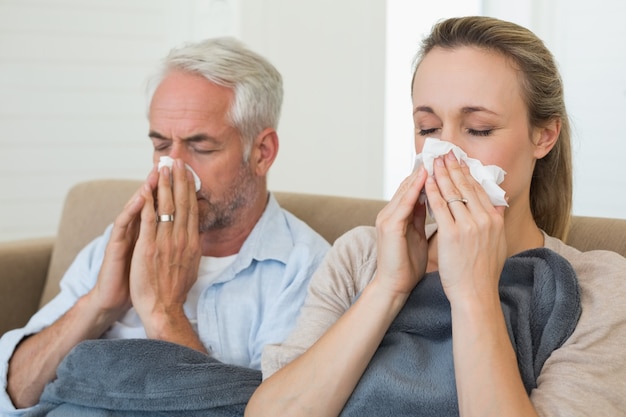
[230,192,293,273]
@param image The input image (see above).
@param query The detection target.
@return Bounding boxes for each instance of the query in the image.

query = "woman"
[245,16,626,417]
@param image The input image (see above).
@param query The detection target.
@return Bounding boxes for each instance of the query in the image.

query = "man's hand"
[129,159,205,351]
[7,172,159,409]
[89,169,159,320]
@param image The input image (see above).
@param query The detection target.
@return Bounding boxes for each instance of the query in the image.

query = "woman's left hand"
[425,151,507,304]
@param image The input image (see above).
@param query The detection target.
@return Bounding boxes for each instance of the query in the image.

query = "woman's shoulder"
[334,225,377,248]
[545,236,626,299]
[330,226,378,269]
[534,235,626,415]
[311,225,379,306]
[544,234,626,278]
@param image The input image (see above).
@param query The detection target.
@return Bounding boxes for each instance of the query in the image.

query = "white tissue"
[413,137,508,206]
[157,156,201,192]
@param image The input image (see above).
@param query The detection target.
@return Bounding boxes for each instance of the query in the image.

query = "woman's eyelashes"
[417,128,439,136]
[467,128,494,136]
[416,127,494,137]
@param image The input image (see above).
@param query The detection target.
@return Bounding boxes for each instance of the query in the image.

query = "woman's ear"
[251,128,279,176]
[533,118,561,159]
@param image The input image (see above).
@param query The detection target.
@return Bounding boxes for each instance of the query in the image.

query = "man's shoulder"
[263,193,329,248]
[278,208,329,245]
[236,195,329,267]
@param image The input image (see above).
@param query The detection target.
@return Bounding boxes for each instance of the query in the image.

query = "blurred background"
[1,0,624,241]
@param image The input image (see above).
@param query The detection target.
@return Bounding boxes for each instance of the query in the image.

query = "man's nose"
[167,144,187,160]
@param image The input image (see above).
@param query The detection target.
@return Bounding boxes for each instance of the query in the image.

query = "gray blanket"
[340,248,581,416]
[25,248,579,417]
[24,339,261,417]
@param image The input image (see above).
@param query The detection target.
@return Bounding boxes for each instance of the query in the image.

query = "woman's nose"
[438,131,462,148]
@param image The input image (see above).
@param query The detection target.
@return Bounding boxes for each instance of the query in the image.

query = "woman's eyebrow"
[412,105,499,116]
[461,106,498,116]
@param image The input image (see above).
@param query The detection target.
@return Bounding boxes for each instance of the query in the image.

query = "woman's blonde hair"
[412,16,572,239]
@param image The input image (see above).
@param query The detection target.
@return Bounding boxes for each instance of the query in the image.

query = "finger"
[185,169,199,238]
[138,182,157,242]
[425,156,469,224]
[442,151,475,206]
[495,203,507,218]
[411,192,428,231]
[456,158,497,213]
[424,172,452,225]
[109,185,147,243]
[171,159,190,228]
[146,166,159,194]
[376,168,427,228]
[157,165,175,228]
[390,167,427,211]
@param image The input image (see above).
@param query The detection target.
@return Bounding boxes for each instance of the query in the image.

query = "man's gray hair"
[147,37,283,158]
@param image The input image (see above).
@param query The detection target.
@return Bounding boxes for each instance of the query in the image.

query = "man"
[0,37,329,413]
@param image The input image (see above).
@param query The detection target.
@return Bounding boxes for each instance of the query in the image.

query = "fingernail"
[435,157,444,166]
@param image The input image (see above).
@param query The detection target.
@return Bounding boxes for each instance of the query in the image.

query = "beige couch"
[2,179,626,336]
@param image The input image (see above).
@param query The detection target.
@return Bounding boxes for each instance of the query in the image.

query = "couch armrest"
[0,237,54,336]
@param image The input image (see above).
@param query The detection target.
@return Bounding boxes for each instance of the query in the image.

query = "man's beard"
[196,160,257,233]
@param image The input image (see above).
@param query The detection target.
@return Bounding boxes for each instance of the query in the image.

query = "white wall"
[547,0,626,218]
[0,0,225,241]
[384,0,482,198]
[1,0,624,242]
[0,0,386,242]
[240,0,386,200]
[384,0,626,218]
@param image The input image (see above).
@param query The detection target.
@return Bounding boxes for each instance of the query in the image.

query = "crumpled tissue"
[413,137,508,206]
[157,156,201,192]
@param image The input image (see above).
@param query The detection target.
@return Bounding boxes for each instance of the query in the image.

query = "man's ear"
[251,128,279,176]
[533,118,561,159]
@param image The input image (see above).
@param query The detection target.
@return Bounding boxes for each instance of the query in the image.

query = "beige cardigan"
[262,225,626,416]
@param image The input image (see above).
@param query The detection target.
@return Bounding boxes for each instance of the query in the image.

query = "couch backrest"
[40,179,626,307]
[40,180,388,307]
[42,180,143,307]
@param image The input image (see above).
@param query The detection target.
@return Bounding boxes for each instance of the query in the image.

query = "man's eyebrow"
[413,105,433,115]
[149,130,169,141]
[148,131,220,144]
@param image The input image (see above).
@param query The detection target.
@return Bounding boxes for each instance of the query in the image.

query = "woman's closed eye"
[467,128,494,136]
[417,128,439,136]
[416,127,495,137]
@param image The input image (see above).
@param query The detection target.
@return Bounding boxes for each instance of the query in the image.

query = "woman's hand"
[424,151,507,303]
[426,151,540,417]
[373,166,429,296]
[129,159,202,343]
